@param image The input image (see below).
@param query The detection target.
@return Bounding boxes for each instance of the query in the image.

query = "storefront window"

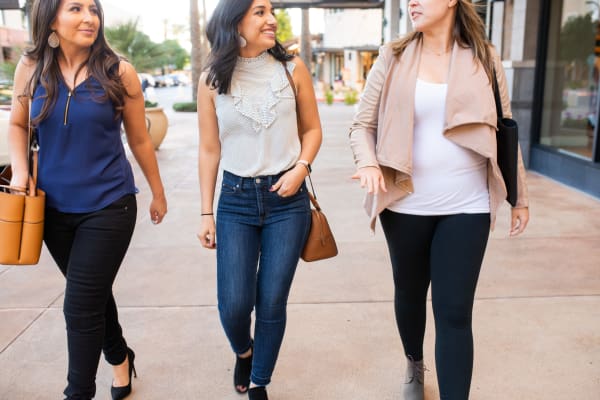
[540,0,599,160]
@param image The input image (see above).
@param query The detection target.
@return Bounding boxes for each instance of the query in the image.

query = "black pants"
[44,194,137,400]
[379,210,490,400]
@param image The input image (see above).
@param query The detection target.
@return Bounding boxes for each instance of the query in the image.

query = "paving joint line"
[0,292,64,355]
[3,294,597,313]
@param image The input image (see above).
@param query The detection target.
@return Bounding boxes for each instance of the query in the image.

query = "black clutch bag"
[493,71,518,207]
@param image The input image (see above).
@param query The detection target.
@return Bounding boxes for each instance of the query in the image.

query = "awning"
[272,0,383,9]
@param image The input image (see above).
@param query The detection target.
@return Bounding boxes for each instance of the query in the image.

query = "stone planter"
[145,106,168,150]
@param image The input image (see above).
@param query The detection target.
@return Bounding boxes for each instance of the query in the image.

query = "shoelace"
[406,356,428,384]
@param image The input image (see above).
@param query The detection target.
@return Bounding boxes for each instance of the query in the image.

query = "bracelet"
[296,159,312,174]
[201,213,213,216]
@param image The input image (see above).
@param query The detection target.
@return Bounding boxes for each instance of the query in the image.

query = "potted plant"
[144,100,168,150]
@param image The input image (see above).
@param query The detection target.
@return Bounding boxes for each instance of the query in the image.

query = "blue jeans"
[216,170,311,386]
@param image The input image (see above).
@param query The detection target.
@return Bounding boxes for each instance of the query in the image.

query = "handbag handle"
[2,98,38,196]
[492,69,504,120]
[26,97,39,196]
[280,60,319,200]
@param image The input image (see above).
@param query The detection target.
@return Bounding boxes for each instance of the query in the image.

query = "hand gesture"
[351,166,387,195]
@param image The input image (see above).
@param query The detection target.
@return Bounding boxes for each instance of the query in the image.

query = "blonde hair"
[391,0,495,85]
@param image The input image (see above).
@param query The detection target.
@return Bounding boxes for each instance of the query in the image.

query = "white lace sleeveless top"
[215,52,299,177]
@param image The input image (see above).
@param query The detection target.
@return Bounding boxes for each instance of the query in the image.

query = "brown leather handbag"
[280,61,338,262]
[0,100,45,265]
[301,182,338,262]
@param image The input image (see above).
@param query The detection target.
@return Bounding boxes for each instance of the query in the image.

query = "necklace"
[422,46,451,56]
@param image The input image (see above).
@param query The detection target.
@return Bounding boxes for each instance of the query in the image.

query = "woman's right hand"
[197,215,216,249]
[351,166,387,195]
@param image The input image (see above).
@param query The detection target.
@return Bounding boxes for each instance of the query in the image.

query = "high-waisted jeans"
[44,194,137,400]
[379,210,490,400]
[216,170,311,386]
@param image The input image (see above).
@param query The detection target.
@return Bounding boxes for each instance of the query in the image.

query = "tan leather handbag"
[280,61,338,262]
[301,188,338,262]
[0,100,45,265]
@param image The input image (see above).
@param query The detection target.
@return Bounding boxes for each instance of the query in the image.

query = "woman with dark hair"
[7,0,167,399]
[350,0,529,399]
[197,1,322,399]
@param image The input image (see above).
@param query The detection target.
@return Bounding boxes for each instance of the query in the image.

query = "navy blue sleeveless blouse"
[32,77,136,212]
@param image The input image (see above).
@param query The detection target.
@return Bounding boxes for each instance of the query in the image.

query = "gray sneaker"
[403,356,425,400]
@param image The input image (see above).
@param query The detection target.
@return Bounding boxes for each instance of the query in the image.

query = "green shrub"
[173,101,197,112]
[144,100,158,108]
[324,89,334,105]
[561,117,588,129]
[344,89,358,106]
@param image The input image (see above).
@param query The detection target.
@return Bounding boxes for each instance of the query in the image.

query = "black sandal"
[248,386,268,400]
[234,342,253,394]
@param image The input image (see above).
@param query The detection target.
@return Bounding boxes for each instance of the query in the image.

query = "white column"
[490,1,505,53]
[383,0,400,42]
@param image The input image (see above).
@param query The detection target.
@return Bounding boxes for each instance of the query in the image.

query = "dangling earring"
[48,31,60,48]
[238,34,247,48]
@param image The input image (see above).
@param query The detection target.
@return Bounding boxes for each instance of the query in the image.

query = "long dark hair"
[24,0,127,125]
[391,0,494,85]
[205,0,293,94]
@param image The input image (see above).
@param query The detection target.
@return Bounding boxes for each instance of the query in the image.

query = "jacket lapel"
[445,44,497,132]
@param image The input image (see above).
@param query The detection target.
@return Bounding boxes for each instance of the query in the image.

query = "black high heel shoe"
[248,386,268,400]
[234,342,253,394]
[111,347,137,400]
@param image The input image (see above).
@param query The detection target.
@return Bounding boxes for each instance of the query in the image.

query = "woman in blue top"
[7,0,167,399]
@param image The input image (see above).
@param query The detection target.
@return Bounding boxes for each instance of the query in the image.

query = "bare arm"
[120,61,167,224]
[8,56,35,189]
[197,73,220,249]
[271,56,323,196]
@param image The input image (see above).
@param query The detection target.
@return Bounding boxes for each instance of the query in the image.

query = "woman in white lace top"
[197,1,322,399]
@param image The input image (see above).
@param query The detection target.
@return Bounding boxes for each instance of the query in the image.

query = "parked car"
[138,73,156,91]
[168,73,191,86]
[153,75,174,88]
[0,80,12,105]
[0,109,10,168]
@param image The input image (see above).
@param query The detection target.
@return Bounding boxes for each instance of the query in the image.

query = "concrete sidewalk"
[0,105,599,400]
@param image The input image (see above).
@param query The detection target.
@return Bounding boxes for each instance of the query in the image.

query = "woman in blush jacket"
[349,1,529,399]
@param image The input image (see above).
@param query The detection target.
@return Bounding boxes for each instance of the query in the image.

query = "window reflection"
[541,0,598,160]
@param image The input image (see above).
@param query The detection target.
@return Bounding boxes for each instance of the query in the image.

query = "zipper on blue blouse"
[63,91,72,125]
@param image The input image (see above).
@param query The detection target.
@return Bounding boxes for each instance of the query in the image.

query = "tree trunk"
[190,0,203,102]
[301,8,312,77]
[25,0,33,41]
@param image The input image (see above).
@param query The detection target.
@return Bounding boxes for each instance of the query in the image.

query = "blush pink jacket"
[349,40,529,231]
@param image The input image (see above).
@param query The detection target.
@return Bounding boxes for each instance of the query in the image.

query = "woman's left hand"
[509,207,529,236]
[149,192,167,225]
[270,164,307,197]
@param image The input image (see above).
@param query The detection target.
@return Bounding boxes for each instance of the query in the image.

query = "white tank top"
[387,79,490,215]
[215,52,299,177]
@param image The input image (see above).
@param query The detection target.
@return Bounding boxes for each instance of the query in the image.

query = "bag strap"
[27,97,40,196]
[281,60,297,97]
[280,60,319,201]
[492,69,503,120]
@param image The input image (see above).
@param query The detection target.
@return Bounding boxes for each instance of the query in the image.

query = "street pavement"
[0,104,599,399]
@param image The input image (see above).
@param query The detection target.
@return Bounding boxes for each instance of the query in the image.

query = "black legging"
[379,210,490,400]
[44,194,137,400]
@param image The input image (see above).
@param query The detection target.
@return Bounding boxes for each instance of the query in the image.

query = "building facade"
[314,8,383,90]
[0,7,27,64]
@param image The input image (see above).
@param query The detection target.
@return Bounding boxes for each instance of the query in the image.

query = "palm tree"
[190,0,208,102]
[25,0,33,39]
